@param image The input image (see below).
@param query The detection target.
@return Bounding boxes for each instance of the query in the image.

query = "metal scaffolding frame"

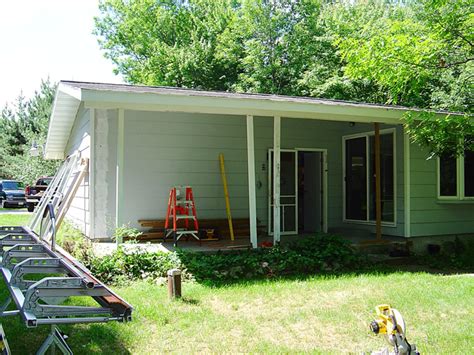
[0,152,132,354]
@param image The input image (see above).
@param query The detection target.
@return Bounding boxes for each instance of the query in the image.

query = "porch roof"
[45,80,456,159]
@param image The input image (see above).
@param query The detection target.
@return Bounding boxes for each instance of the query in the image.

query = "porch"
[82,86,411,245]
[118,113,407,249]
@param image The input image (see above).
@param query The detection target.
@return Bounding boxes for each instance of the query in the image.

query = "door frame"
[268,149,298,236]
[268,148,328,235]
[342,128,397,227]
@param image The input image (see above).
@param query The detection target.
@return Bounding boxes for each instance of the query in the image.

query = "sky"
[0,0,123,108]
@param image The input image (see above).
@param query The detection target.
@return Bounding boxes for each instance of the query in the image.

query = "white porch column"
[116,108,125,246]
[89,109,96,239]
[404,130,411,238]
[273,116,281,244]
[246,115,258,248]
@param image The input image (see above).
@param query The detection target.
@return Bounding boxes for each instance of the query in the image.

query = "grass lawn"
[0,213,473,354]
[0,212,30,226]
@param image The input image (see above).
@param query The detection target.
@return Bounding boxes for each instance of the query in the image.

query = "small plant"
[56,221,94,263]
[88,248,188,284]
[113,223,143,243]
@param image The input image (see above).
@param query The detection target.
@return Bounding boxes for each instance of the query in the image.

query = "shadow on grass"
[183,259,474,288]
[175,233,474,288]
[0,285,131,354]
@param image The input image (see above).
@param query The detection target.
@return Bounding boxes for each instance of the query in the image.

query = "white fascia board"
[82,90,406,124]
[44,88,82,160]
[57,82,82,100]
[44,150,66,160]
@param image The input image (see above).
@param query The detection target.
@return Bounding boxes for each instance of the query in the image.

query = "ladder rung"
[176,215,196,219]
[176,200,194,205]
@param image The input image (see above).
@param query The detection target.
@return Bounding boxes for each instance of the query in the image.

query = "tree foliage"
[94,0,241,90]
[0,79,61,184]
[94,0,473,156]
[334,0,473,155]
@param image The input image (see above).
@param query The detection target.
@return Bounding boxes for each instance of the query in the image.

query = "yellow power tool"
[369,304,419,355]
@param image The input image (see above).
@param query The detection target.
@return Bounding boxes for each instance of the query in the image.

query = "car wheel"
[27,205,35,212]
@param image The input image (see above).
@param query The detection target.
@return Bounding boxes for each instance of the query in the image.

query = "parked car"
[0,180,27,208]
[25,176,53,212]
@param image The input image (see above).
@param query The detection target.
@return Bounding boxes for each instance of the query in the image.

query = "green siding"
[409,144,474,236]
[90,108,472,239]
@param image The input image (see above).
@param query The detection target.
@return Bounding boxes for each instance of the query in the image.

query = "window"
[439,147,474,199]
[344,130,396,224]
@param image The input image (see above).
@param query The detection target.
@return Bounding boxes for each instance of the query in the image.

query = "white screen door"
[268,149,298,235]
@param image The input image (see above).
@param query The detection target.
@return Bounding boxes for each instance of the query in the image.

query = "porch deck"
[155,232,407,253]
[93,232,408,257]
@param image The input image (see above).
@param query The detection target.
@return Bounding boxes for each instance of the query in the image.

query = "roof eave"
[44,85,82,160]
[81,89,405,124]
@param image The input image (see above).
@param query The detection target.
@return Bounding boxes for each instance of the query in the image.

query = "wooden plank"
[55,159,89,229]
[138,218,259,228]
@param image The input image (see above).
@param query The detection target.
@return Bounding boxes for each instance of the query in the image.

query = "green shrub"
[179,234,363,282]
[56,221,94,263]
[113,223,143,243]
[87,234,364,284]
[87,247,187,284]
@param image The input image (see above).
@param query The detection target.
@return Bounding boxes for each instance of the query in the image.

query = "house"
[44,81,474,249]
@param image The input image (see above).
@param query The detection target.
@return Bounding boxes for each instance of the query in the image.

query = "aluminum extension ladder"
[0,152,133,354]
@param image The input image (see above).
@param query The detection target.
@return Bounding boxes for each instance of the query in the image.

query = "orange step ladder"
[164,186,200,246]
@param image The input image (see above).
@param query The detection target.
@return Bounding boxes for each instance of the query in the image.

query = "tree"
[95,0,472,155]
[334,0,473,156]
[95,0,389,101]
[94,0,241,90]
[0,79,60,184]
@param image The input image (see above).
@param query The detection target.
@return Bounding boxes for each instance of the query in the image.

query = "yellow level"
[219,153,235,241]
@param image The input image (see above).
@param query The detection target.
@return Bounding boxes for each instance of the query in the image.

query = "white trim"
[58,82,82,100]
[89,109,96,239]
[403,131,411,238]
[115,109,125,245]
[268,149,298,236]
[365,135,370,221]
[342,128,397,227]
[268,148,328,235]
[246,115,258,249]
[437,152,474,201]
[81,88,407,122]
[295,149,298,235]
[273,116,281,244]
[49,80,465,159]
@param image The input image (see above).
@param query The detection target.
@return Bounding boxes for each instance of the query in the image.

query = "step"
[176,200,194,205]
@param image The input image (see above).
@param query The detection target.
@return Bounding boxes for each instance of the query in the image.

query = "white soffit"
[44,84,81,159]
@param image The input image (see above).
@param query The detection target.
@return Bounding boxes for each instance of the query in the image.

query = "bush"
[87,234,364,284]
[179,234,363,282]
[87,247,187,284]
[56,221,94,264]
